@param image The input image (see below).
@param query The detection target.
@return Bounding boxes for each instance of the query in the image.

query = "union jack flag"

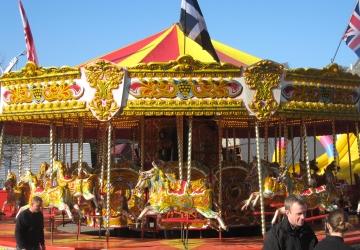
[344,0,360,57]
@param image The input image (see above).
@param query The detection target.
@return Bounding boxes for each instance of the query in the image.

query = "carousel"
[1,22,360,249]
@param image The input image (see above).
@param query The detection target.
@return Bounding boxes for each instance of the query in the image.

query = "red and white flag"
[18,0,39,65]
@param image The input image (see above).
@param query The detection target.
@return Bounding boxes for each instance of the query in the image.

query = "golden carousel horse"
[134,161,227,230]
[1,171,29,215]
[45,160,100,213]
[17,170,73,219]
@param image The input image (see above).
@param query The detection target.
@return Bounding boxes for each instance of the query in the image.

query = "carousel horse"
[1,171,29,215]
[241,159,285,210]
[17,170,73,219]
[271,161,340,224]
[134,161,227,231]
[36,162,50,189]
[45,160,100,213]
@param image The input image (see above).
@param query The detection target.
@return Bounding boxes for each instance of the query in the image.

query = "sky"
[0,1,358,70]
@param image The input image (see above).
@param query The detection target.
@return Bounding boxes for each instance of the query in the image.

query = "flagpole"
[330,36,345,64]
[183,1,186,56]
[331,0,359,63]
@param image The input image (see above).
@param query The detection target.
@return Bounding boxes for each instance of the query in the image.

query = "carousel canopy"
[81,24,261,68]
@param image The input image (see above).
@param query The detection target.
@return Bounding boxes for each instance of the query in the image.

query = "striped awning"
[82,23,261,67]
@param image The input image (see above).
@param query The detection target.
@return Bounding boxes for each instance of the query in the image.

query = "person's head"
[326,209,352,236]
[29,196,43,213]
[284,194,307,227]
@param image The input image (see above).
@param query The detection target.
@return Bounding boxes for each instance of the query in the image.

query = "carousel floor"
[1,217,360,250]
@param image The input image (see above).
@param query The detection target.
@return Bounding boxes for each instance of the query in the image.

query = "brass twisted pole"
[177,116,184,180]
[49,123,55,185]
[186,117,193,183]
[105,122,112,241]
[29,127,32,172]
[255,122,265,237]
[302,121,311,186]
[78,118,84,176]
[18,124,23,179]
[0,124,4,169]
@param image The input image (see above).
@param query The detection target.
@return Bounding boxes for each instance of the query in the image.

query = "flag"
[343,0,360,57]
[18,0,39,65]
[179,0,220,62]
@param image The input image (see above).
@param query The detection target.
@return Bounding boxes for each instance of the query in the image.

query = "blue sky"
[0,1,358,69]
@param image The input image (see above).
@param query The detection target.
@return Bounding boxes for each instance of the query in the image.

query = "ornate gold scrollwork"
[0,62,80,86]
[85,60,124,121]
[128,55,242,78]
[244,60,284,120]
[285,63,360,88]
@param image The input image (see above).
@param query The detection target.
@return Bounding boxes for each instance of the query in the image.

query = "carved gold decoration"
[244,60,284,119]
[0,101,88,121]
[85,61,124,121]
[129,77,242,99]
[0,62,80,86]
[122,99,246,116]
[281,85,359,105]
[3,81,83,104]
[128,55,242,78]
[129,78,177,98]
[286,64,360,88]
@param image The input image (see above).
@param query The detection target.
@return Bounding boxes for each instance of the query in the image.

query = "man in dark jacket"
[15,196,45,250]
[263,194,318,250]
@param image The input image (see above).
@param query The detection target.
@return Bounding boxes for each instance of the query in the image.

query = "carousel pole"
[233,128,237,162]
[62,122,66,164]
[140,116,145,171]
[105,122,112,242]
[255,122,266,237]
[264,121,269,162]
[18,124,23,178]
[49,123,55,185]
[0,124,5,169]
[177,116,184,180]
[313,125,317,161]
[281,120,288,169]
[131,128,136,161]
[100,132,106,189]
[186,117,193,183]
[346,124,353,185]
[78,118,84,176]
[247,121,251,164]
[29,127,32,172]
[278,121,282,166]
[70,125,74,167]
[300,120,304,162]
[274,126,278,163]
[332,119,339,169]
[218,119,223,234]
[355,122,360,164]
[302,121,311,186]
[291,126,295,174]
[225,128,229,162]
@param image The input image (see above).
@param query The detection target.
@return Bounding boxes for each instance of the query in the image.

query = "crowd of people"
[13,193,357,250]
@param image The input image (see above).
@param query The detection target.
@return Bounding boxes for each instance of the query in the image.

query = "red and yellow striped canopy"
[82,24,260,67]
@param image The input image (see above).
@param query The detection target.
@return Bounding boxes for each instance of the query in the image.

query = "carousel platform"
[1,217,360,250]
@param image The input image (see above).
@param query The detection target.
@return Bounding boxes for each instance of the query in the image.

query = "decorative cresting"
[129,77,242,100]
[244,60,284,120]
[0,62,86,121]
[85,61,124,121]
[285,63,360,88]
[128,55,242,78]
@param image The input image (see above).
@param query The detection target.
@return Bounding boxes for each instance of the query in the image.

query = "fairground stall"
[1,23,360,239]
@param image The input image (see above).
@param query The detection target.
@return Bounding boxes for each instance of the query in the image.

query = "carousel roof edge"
[285,63,360,87]
[0,62,80,85]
